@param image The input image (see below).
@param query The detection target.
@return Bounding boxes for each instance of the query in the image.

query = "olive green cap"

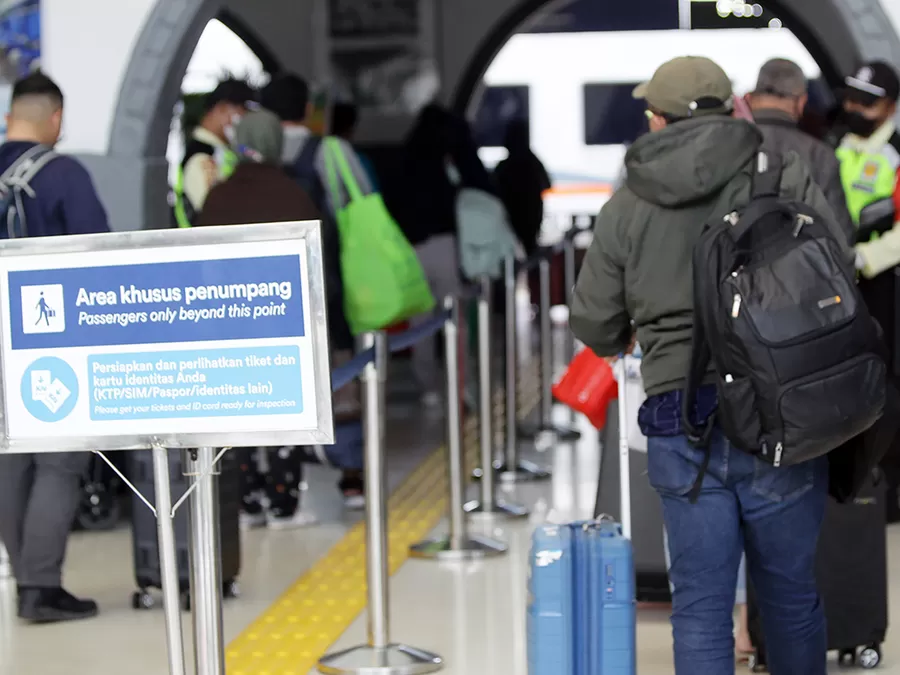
[633,56,733,119]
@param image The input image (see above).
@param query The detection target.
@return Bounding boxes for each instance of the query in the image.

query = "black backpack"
[0,144,58,239]
[683,151,887,491]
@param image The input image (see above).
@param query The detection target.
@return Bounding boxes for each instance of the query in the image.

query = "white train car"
[475,27,822,240]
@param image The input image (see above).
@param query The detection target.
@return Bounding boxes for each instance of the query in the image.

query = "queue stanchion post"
[465,276,528,518]
[184,447,226,675]
[151,443,188,675]
[319,332,443,675]
[496,255,550,482]
[562,234,578,427]
[0,540,10,580]
[563,233,578,366]
[411,296,508,560]
[518,253,580,442]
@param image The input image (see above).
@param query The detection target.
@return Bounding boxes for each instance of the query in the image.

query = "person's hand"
[604,334,636,364]
[201,156,218,187]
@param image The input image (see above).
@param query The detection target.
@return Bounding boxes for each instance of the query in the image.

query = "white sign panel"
[0,222,334,453]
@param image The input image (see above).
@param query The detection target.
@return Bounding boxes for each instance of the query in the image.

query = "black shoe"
[18,587,98,623]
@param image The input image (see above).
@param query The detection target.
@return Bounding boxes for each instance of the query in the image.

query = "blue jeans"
[647,430,828,675]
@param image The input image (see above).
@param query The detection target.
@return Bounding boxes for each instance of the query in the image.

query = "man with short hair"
[0,71,109,624]
[173,77,255,227]
[748,57,853,242]
[571,56,848,675]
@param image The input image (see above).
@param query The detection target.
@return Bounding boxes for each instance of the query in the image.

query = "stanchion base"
[495,459,552,483]
[518,422,581,442]
[317,643,443,675]
[464,498,530,518]
[471,461,504,481]
[409,534,508,560]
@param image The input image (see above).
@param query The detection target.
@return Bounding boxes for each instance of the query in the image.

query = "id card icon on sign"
[21,284,65,334]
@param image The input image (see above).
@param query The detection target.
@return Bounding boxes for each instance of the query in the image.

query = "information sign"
[0,221,334,453]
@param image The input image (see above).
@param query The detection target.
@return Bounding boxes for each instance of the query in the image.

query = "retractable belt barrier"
[318,227,590,674]
[0,221,590,675]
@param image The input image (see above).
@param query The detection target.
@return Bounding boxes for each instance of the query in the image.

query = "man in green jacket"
[571,56,850,675]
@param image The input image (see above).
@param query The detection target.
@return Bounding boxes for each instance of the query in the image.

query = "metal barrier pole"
[184,447,226,675]
[319,332,443,675]
[465,276,528,518]
[411,296,507,560]
[497,255,550,482]
[152,443,188,675]
[563,235,578,366]
[520,255,580,442]
[617,359,633,540]
[0,540,10,580]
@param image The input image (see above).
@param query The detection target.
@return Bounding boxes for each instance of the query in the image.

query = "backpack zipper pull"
[725,211,739,226]
[792,214,813,237]
[773,442,783,467]
[731,294,742,318]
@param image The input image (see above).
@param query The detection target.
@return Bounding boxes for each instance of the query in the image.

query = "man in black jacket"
[747,58,854,244]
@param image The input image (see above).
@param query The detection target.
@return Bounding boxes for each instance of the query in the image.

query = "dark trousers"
[0,452,89,587]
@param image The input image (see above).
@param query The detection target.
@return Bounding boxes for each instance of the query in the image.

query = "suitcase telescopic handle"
[616,357,632,541]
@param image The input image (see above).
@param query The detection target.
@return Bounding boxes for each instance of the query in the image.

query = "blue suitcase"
[528,360,637,675]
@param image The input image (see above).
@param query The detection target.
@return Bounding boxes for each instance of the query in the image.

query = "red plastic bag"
[552,348,618,429]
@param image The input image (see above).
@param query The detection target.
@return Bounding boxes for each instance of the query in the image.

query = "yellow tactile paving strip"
[226,363,541,675]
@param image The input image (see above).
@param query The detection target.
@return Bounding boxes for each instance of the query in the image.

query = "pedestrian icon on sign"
[35,292,54,326]
[20,284,65,335]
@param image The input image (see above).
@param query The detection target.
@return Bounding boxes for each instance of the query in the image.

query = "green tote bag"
[323,138,435,334]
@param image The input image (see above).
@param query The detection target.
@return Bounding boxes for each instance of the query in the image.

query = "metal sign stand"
[410,297,507,560]
[97,445,230,675]
[0,223,334,675]
[184,447,226,675]
[149,443,188,675]
[318,332,443,675]
[465,276,528,518]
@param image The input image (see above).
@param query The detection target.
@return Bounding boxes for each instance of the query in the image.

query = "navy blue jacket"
[0,141,109,236]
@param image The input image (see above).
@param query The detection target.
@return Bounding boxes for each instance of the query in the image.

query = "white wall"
[40,0,156,155]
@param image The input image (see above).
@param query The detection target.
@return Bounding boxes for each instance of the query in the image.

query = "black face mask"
[842,110,880,138]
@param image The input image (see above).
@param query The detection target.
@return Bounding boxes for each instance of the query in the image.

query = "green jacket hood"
[625,117,763,207]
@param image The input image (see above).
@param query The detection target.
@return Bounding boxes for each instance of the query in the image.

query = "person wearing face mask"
[172,77,256,228]
[834,61,900,246]
[836,61,900,520]
[747,58,854,243]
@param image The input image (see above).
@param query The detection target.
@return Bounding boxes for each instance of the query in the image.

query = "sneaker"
[239,510,267,530]
[18,587,98,624]
[266,510,319,530]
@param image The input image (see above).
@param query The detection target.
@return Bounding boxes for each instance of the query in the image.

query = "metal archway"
[451,0,900,113]
[106,0,900,231]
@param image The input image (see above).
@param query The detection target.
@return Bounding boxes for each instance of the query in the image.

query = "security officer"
[172,78,255,228]
[835,61,900,520]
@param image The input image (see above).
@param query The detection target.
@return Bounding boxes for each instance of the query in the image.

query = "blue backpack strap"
[292,136,325,208]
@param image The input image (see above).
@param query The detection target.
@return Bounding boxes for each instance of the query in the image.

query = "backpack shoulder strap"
[0,145,48,187]
[17,147,57,182]
[750,151,783,200]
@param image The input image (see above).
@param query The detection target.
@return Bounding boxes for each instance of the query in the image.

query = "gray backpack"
[0,144,58,239]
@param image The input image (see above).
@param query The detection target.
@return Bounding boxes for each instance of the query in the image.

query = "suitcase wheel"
[132,591,155,610]
[748,651,767,673]
[859,645,881,670]
[839,648,857,667]
[224,580,240,599]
